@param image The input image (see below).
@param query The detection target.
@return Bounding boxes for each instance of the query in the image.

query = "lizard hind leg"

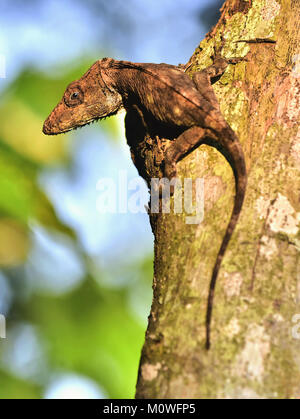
[191,44,245,109]
[163,126,207,180]
[162,126,207,199]
[191,59,229,109]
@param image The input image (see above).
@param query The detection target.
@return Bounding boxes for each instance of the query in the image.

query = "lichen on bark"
[135,0,300,399]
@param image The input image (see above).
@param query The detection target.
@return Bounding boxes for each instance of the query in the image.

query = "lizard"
[43,45,247,350]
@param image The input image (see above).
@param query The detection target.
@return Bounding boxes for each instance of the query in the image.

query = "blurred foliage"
[0,371,41,399]
[0,140,74,238]
[0,60,152,399]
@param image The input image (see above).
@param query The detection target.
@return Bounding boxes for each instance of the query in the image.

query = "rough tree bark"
[135,0,300,399]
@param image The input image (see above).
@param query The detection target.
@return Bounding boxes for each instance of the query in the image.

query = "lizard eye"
[64,86,84,107]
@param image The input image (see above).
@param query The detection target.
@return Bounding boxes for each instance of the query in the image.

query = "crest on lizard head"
[43,59,123,135]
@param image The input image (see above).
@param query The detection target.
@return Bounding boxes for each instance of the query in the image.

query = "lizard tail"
[205,127,247,350]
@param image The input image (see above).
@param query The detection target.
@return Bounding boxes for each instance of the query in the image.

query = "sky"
[0,0,210,83]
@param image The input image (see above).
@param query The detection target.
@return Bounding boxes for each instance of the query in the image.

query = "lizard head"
[43,60,123,135]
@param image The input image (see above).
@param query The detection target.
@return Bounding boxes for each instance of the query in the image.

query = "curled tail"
[205,128,247,350]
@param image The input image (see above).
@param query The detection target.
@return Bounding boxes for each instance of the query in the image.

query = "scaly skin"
[43,52,247,350]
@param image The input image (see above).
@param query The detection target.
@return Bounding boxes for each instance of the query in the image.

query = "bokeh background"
[0,0,221,399]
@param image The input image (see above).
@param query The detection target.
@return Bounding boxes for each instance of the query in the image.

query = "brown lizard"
[43,47,247,350]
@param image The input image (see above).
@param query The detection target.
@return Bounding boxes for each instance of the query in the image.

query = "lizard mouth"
[43,108,122,135]
[43,117,99,135]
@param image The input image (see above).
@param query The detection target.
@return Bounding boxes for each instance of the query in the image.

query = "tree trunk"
[135,0,300,399]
